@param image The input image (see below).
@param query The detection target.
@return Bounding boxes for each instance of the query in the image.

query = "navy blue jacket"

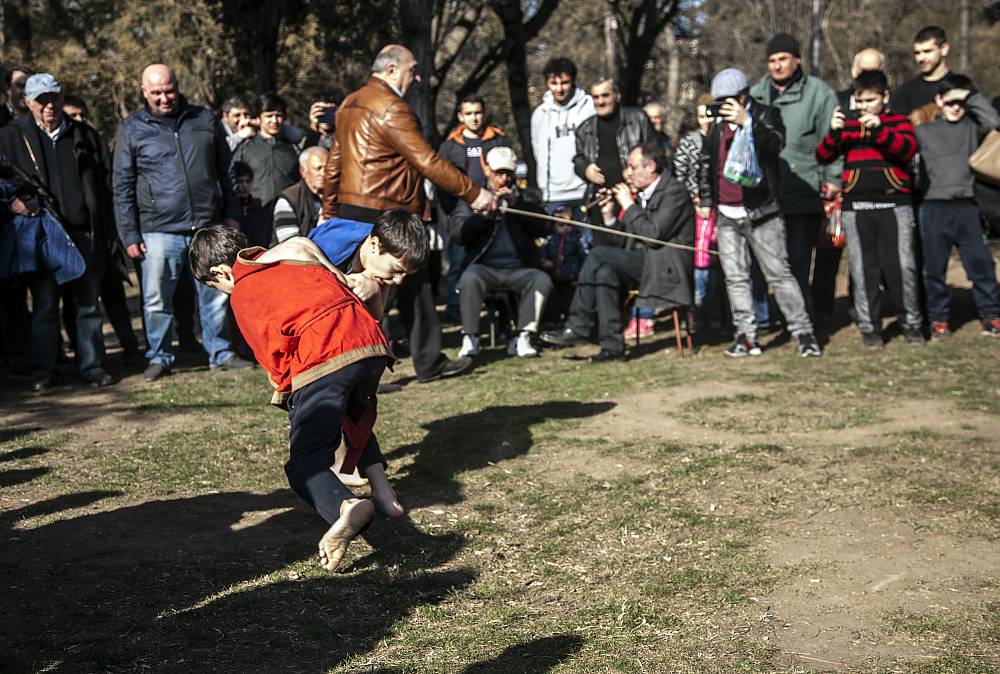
[113,100,238,247]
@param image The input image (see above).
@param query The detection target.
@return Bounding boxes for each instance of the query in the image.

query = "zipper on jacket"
[172,130,197,229]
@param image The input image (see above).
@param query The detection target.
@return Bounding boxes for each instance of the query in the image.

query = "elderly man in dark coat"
[541,142,693,361]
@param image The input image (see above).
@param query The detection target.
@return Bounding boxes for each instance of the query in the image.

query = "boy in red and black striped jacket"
[815,70,925,349]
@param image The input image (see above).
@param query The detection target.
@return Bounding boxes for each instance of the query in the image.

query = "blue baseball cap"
[24,73,62,100]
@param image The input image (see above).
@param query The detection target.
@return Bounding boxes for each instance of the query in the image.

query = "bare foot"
[317,498,374,572]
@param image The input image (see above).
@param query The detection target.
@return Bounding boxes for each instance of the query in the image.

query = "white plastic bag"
[723,112,763,188]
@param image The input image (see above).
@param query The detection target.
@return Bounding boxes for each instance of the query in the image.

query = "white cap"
[486,146,517,173]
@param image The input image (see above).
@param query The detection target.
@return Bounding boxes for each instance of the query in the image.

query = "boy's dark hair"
[62,94,89,114]
[914,25,947,46]
[4,66,32,88]
[938,73,976,96]
[189,225,248,284]
[459,93,485,108]
[256,91,287,116]
[542,57,577,81]
[233,160,254,179]
[634,142,668,174]
[852,70,889,95]
[371,208,429,271]
[222,95,250,114]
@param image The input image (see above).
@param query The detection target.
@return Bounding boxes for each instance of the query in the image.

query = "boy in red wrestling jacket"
[189,209,428,571]
[816,69,924,349]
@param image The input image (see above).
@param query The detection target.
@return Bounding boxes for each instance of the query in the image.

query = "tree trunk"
[603,1,619,80]
[664,27,679,109]
[401,0,437,145]
[2,0,32,61]
[959,0,970,71]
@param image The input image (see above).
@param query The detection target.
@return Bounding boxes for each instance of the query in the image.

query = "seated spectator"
[234,162,271,248]
[915,74,1000,338]
[540,206,586,324]
[449,147,552,358]
[541,143,693,362]
[815,70,923,349]
[696,68,821,358]
[272,146,328,242]
[231,92,299,208]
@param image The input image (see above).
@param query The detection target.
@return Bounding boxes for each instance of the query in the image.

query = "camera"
[705,103,724,118]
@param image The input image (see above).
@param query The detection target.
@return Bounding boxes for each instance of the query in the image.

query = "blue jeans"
[139,232,233,368]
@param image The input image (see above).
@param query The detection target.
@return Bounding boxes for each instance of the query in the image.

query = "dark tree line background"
[1,0,997,183]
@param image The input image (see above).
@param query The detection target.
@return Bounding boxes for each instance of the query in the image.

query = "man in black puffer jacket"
[574,78,656,248]
[697,67,821,358]
[113,63,247,382]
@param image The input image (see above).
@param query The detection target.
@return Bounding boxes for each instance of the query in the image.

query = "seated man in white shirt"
[272,145,328,243]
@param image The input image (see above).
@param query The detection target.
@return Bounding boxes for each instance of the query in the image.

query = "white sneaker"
[458,334,480,357]
[515,331,538,358]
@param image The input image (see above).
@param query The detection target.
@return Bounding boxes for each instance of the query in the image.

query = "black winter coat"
[573,107,656,193]
[448,193,548,273]
[697,99,785,223]
[113,100,238,248]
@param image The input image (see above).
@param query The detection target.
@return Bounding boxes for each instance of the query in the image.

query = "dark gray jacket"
[573,107,656,196]
[113,100,238,248]
[622,173,695,309]
[448,193,548,273]
[916,93,1000,201]
[232,134,299,208]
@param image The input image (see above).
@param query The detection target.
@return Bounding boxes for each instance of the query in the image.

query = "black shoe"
[86,370,115,388]
[861,332,884,350]
[903,326,925,345]
[724,334,762,357]
[178,338,202,354]
[144,363,169,382]
[376,382,403,395]
[122,350,146,369]
[796,332,822,358]
[219,355,254,370]
[418,356,473,383]
[539,327,587,348]
[586,349,624,363]
[31,376,54,394]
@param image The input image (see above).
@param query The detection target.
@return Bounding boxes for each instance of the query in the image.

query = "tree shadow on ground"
[459,634,586,673]
[388,401,616,510]
[1,490,472,672]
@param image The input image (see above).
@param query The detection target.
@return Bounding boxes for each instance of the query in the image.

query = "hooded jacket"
[437,124,509,215]
[530,86,595,202]
[750,70,842,215]
[113,100,238,248]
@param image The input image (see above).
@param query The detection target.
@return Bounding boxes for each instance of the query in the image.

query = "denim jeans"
[139,231,233,368]
[716,213,813,339]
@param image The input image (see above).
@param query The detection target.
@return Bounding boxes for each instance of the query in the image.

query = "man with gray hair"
[322,43,494,382]
[573,77,656,249]
[273,145,328,242]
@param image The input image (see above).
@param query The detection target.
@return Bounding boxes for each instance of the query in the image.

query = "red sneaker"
[982,318,1000,337]
[930,321,952,340]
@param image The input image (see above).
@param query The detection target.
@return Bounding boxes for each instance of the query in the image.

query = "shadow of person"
[1,490,471,672]
[459,634,586,673]
[387,401,616,510]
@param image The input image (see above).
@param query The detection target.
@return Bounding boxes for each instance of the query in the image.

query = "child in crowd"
[188,209,428,572]
[673,94,723,333]
[914,74,1000,338]
[233,162,272,249]
[540,206,586,324]
[816,70,923,349]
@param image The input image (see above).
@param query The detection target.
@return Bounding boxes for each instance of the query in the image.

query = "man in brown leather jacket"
[322,44,495,382]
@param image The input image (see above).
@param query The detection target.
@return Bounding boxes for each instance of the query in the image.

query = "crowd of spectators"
[1,24,999,394]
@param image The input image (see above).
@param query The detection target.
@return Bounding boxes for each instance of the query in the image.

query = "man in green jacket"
[750,33,842,324]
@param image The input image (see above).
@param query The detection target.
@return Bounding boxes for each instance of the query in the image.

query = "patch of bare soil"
[764,507,999,671]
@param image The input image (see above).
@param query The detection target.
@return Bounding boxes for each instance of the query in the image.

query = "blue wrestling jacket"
[307,218,373,272]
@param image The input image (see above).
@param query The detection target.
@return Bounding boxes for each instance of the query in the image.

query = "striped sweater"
[815,112,917,209]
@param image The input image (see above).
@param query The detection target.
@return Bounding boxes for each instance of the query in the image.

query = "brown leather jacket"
[322,77,482,218]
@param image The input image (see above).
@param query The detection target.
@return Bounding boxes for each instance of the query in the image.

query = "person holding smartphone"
[302,92,342,150]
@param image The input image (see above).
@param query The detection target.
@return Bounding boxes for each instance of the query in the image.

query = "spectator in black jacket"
[113,63,248,382]
[0,73,116,391]
[232,92,299,210]
[574,77,656,248]
[450,147,551,359]
[696,68,821,358]
[438,93,510,323]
